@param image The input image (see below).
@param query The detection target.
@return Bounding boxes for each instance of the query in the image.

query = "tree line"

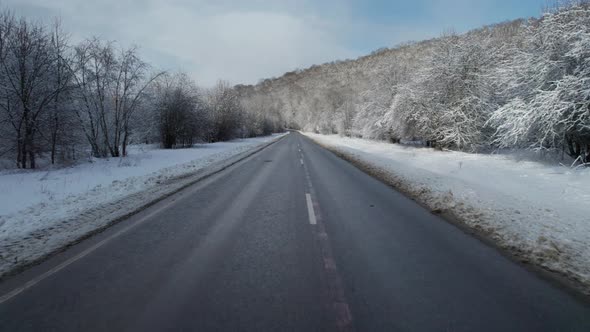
[0,11,283,169]
[238,1,590,163]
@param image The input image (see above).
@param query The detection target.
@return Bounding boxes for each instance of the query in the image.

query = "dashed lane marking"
[305,193,317,225]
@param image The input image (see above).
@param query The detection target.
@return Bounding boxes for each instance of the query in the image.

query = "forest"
[2,2,589,170]
[0,12,284,169]
[238,2,590,164]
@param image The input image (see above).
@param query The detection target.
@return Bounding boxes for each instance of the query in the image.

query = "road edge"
[0,134,287,281]
[303,135,590,303]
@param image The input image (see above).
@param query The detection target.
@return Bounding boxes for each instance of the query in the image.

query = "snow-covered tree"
[71,39,161,157]
[489,4,590,161]
[151,72,207,148]
[207,81,245,142]
[0,14,70,168]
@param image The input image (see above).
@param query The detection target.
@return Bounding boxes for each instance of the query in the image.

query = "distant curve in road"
[0,132,589,331]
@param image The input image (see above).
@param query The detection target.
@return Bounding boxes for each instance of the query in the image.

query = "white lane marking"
[305,193,317,225]
[0,193,178,305]
[300,158,304,166]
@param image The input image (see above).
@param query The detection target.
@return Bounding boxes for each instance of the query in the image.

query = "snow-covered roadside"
[0,133,287,276]
[303,132,590,294]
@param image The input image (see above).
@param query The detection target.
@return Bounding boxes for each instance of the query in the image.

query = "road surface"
[0,132,589,331]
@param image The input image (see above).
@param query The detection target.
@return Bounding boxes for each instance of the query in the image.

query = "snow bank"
[0,134,286,276]
[304,133,590,293]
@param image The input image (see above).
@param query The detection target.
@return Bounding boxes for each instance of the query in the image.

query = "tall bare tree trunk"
[51,113,58,164]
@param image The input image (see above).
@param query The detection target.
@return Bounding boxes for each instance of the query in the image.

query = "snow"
[0,134,286,276]
[304,132,590,292]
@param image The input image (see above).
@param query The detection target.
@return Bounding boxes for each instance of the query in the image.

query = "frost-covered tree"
[238,2,589,162]
[387,33,495,150]
[152,72,208,148]
[44,19,78,164]
[489,4,590,161]
[238,92,283,137]
[0,14,70,168]
[71,39,161,157]
[207,81,244,142]
[0,9,275,170]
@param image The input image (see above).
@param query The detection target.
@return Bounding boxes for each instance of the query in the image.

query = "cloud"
[2,0,360,85]
[127,7,356,85]
[1,0,543,86]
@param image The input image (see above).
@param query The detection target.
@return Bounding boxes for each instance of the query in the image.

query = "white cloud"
[0,0,542,86]
[127,7,355,85]
[2,0,359,85]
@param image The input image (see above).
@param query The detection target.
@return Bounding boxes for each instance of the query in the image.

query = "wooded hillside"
[238,2,590,162]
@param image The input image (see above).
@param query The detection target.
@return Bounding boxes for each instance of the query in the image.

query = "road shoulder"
[302,133,590,301]
[0,134,287,279]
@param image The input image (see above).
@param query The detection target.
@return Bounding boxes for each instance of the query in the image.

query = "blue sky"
[343,0,545,53]
[3,0,546,85]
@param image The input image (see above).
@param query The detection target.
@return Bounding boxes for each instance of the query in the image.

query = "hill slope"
[239,3,590,163]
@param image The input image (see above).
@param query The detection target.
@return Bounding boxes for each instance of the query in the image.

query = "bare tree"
[45,19,76,164]
[71,39,162,157]
[152,72,207,149]
[208,81,244,142]
[0,15,70,168]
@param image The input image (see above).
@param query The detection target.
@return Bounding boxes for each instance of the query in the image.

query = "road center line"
[305,193,317,225]
[299,143,354,331]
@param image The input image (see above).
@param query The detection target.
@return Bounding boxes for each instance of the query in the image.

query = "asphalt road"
[0,132,589,331]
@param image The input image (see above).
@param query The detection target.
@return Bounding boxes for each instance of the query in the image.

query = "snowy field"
[0,134,286,275]
[304,133,590,292]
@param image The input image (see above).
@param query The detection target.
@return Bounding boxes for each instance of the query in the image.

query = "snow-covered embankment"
[0,133,287,276]
[304,132,590,294]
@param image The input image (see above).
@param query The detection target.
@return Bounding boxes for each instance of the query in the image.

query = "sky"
[1,0,548,86]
